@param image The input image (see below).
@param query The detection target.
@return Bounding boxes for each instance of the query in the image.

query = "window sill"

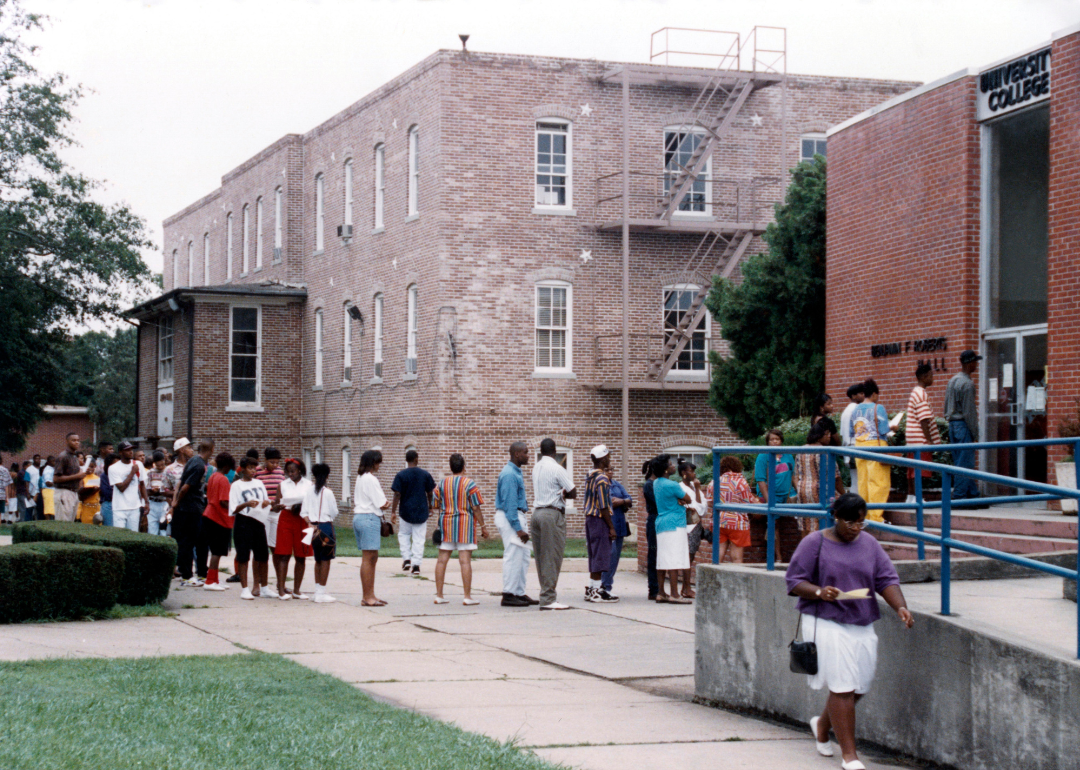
[312,385,324,392]
[226,404,264,413]
[532,207,577,217]
[532,370,577,379]
[340,380,353,389]
[240,272,248,278]
[671,212,714,220]
[372,226,385,235]
[405,213,420,223]
[157,381,175,389]
[368,376,383,386]
[253,266,262,273]
[403,373,418,382]
[272,259,282,266]
[312,250,325,258]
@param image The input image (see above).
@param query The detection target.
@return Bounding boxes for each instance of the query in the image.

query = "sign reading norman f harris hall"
[977,46,1051,121]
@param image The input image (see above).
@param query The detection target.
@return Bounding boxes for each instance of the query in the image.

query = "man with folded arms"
[53,432,88,522]
[495,442,537,607]
[530,438,577,611]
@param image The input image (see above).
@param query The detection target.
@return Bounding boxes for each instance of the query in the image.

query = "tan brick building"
[129,36,914,534]
[826,23,1080,497]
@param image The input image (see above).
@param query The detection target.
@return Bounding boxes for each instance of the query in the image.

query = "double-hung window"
[203,233,210,285]
[663,284,709,379]
[343,159,353,230]
[255,197,264,269]
[226,213,234,281]
[314,309,324,388]
[373,293,384,379]
[158,316,174,384]
[314,174,325,252]
[535,120,571,208]
[340,447,351,501]
[407,127,419,217]
[374,144,385,229]
[230,306,260,405]
[343,304,353,382]
[171,249,178,289]
[274,186,283,261]
[186,241,193,287]
[241,204,250,274]
[665,445,712,469]
[405,286,418,374]
[535,282,572,372]
[663,128,711,215]
[800,133,827,164]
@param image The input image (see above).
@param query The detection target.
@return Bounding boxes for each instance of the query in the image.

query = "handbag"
[381,518,393,538]
[310,491,336,559]
[432,528,443,547]
[789,533,825,675]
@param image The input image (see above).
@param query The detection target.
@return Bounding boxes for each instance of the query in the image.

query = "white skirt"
[656,527,690,570]
[265,509,280,549]
[802,614,878,695]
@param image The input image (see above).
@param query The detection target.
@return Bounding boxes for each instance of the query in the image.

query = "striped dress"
[433,475,484,545]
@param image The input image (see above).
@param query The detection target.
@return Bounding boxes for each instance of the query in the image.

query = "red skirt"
[274,509,314,557]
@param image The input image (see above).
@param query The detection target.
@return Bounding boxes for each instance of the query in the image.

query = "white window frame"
[665,444,712,470]
[373,293,384,380]
[663,283,711,381]
[534,281,573,374]
[343,303,353,383]
[314,173,325,253]
[274,186,283,258]
[534,119,573,210]
[800,133,827,164]
[203,233,210,285]
[186,240,193,287]
[255,196,264,269]
[407,126,419,217]
[303,448,312,477]
[158,315,174,385]
[171,248,178,289]
[241,204,250,275]
[343,158,353,228]
[226,212,234,282]
[663,126,712,217]
[536,446,574,480]
[314,308,324,388]
[228,304,262,410]
[374,144,385,230]
[340,447,351,502]
[314,445,323,466]
[405,284,418,375]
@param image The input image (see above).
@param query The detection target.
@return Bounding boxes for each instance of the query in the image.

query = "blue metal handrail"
[709,437,1080,658]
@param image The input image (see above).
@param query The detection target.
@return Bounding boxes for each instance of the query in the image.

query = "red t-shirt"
[203,472,233,529]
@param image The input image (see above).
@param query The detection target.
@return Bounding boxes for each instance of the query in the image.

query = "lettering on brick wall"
[977,47,1051,121]
[870,337,947,359]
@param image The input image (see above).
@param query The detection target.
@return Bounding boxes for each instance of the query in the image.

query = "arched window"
[273,186,283,261]
[343,158,353,229]
[340,446,351,501]
[535,280,572,372]
[241,203,250,274]
[314,173,325,252]
[226,212,234,281]
[186,240,193,287]
[203,233,210,285]
[343,302,353,382]
[407,126,419,217]
[405,285,418,375]
[662,283,710,379]
[374,144,385,229]
[663,126,711,215]
[314,308,324,387]
[535,119,572,209]
[255,196,264,269]
[665,444,712,470]
[373,293,384,379]
[171,248,178,289]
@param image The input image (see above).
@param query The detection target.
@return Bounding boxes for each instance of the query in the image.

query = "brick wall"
[8,412,95,468]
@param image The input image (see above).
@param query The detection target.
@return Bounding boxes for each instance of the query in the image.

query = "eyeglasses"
[838,519,867,529]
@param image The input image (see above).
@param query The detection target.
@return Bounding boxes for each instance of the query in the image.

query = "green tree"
[0,2,153,453]
[85,327,138,444]
[705,158,827,439]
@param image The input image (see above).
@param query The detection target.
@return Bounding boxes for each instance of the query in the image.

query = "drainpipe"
[125,318,141,443]
[187,302,195,440]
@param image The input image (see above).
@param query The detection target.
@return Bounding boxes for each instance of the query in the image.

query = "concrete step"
[880,542,979,560]
[876,526,1077,555]
[887,510,1078,540]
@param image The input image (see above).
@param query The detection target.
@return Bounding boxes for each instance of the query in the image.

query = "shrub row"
[0,542,124,623]
[13,521,177,605]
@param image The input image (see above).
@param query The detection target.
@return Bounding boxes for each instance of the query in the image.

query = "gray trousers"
[529,506,566,606]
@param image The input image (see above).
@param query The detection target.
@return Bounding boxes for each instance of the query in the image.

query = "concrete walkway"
[0,549,915,770]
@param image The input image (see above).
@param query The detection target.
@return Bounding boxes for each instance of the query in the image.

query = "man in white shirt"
[530,438,577,610]
[109,441,145,532]
[839,382,865,497]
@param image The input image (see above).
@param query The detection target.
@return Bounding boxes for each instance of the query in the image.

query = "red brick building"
[826,24,1080,496]
[129,35,914,534]
[8,406,95,467]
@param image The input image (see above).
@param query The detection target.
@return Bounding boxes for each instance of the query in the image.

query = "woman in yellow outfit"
[847,379,891,522]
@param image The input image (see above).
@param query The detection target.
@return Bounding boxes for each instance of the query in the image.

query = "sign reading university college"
[977,47,1051,121]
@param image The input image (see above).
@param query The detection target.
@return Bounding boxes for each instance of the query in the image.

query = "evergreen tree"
[0,2,153,452]
[705,158,827,439]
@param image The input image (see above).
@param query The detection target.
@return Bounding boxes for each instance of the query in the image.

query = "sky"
[21,0,1080,277]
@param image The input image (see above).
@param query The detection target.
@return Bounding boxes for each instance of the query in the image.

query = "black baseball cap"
[959,350,983,364]
[117,440,135,451]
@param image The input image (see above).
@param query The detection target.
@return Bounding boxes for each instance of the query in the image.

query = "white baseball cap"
[590,444,610,460]
[173,437,191,452]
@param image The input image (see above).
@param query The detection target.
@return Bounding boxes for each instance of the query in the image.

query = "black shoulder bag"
[789,533,825,675]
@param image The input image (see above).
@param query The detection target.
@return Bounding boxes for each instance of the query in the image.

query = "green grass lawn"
[0,652,560,770]
[332,527,638,561]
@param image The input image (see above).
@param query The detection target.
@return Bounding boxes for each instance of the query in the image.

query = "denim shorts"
[353,513,383,551]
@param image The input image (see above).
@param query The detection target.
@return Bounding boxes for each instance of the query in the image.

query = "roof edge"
[827,67,975,137]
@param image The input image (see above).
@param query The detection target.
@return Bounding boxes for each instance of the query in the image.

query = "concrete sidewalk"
[0,550,915,770]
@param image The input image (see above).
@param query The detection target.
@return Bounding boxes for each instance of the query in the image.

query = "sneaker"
[203,582,226,592]
[412,565,420,576]
[402,560,411,572]
[313,592,336,603]
[240,588,255,600]
[226,573,241,583]
[584,587,599,603]
[539,602,571,611]
[262,585,280,599]
[596,589,620,603]
[292,592,309,600]
[182,578,204,588]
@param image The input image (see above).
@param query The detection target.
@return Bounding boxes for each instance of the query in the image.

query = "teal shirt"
[754,453,795,500]
[653,477,687,533]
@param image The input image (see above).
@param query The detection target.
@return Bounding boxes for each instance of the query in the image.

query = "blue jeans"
[100,501,113,527]
[600,536,624,592]
[948,420,979,499]
[148,500,169,535]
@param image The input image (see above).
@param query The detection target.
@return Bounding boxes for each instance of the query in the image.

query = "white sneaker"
[203,582,226,592]
[262,585,280,599]
[181,578,204,588]
[313,593,336,603]
[539,602,571,610]
[279,591,292,601]
[292,592,309,601]
[810,716,834,757]
[240,588,255,600]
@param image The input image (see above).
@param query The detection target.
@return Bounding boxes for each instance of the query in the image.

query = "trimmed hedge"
[0,542,124,623]
[13,521,177,605]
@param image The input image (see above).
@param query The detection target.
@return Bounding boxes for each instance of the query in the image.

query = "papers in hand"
[301,527,315,546]
[835,588,871,600]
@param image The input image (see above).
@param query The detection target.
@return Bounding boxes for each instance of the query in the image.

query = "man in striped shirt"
[530,438,577,610]
[906,364,940,503]
[582,445,618,603]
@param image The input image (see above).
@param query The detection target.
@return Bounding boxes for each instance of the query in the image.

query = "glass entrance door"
[982,331,1047,496]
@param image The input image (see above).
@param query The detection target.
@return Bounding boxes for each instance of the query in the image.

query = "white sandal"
[462,598,479,606]
[809,717,834,757]
[841,761,866,770]
[434,597,449,604]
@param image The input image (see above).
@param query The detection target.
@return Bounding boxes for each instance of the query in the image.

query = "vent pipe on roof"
[459,34,469,54]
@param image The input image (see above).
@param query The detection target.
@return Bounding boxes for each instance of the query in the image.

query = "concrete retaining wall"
[695,564,1080,770]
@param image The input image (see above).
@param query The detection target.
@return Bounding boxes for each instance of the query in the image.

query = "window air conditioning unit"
[406,358,417,374]
[273,247,282,262]
[337,225,353,241]
[374,362,383,378]
[343,366,352,382]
